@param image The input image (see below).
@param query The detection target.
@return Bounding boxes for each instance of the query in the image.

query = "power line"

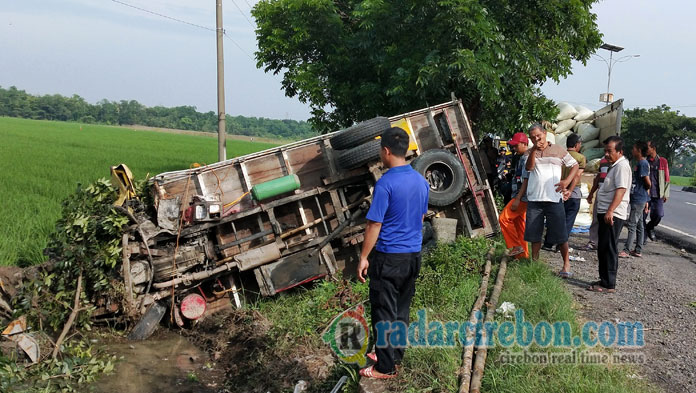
[230,0,255,28]
[224,31,254,61]
[110,0,253,60]
[243,0,254,10]
[111,0,214,32]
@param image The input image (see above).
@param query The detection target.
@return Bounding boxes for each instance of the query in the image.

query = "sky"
[1,0,694,121]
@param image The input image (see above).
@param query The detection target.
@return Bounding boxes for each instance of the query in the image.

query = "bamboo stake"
[52,271,85,359]
[469,253,509,393]
[458,248,495,393]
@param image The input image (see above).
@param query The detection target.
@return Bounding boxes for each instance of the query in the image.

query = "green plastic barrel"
[251,174,301,201]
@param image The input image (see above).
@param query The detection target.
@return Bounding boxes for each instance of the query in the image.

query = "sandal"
[630,250,642,258]
[359,365,397,379]
[367,352,377,363]
[618,251,631,258]
[506,246,524,257]
[587,284,615,293]
[584,243,597,251]
[557,271,573,279]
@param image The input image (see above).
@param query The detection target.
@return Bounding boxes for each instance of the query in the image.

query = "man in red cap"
[498,132,530,258]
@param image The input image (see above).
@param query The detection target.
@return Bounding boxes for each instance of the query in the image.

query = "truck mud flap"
[127,300,167,340]
[254,244,337,296]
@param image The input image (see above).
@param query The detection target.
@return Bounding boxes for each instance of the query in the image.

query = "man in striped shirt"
[524,124,579,276]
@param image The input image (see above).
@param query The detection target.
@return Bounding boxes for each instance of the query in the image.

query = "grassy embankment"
[249,237,656,393]
[0,117,278,266]
[671,175,695,187]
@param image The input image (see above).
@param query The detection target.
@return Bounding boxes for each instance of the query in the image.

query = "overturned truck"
[113,100,500,337]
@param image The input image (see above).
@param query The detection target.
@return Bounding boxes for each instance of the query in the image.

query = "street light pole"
[596,43,639,104]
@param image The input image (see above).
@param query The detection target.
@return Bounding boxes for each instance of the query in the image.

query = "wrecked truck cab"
[118,99,500,339]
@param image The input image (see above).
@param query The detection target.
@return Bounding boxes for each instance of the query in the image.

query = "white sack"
[577,123,600,142]
[555,131,572,149]
[556,102,578,121]
[586,158,601,173]
[575,212,593,227]
[555,119,576,134]
[581,139,600,152]
[573,120,591,133]
[574,105,594,121]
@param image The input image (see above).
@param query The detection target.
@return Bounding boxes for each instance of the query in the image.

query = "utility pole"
[216,0,226,161]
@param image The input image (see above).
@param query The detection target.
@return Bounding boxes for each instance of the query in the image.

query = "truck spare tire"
[411,149,468,207]
[336,139,382,169]
[329,117,391,150]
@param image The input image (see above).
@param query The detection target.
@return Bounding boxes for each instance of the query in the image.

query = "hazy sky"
[1,0,694,121]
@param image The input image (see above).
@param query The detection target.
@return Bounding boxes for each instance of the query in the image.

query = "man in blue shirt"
[621,141,651,257]
[357,127,429,379]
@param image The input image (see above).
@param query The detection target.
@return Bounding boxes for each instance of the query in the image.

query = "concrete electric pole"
[216,0,227,161]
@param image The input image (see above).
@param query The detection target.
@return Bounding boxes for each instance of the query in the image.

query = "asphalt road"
[653,186,696,251]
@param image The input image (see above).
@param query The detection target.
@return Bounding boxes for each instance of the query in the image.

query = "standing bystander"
[356,127,429,379]
[644,141,670,241]
[589,136,632,293]
[620,141,651,258]
[542,133,586,251]
[523,124,579,277]
[586,157,611,250]
[498,132,531,259]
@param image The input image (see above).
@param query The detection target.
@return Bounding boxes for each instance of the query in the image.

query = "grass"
[226,238,656,392]
[671,175,695,187]
[0,116,278,266]
[249,238,655,392]
[480,259,656,393]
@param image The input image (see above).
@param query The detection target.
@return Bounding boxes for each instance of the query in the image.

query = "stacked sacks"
[550,102,604,173]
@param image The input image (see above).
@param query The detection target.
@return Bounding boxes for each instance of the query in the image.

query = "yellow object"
[390,118,419,151]
[110,164,137,206]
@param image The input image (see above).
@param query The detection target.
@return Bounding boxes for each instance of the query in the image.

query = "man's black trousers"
[597,213,625,289]
[368,251,421,374]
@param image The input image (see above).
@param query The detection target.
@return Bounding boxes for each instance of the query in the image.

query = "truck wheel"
[336,139,382,169]
[330,117,391,150]
[411,149,468,207]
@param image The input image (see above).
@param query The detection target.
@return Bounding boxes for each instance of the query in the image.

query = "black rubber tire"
[422,221,434,243]
[411,149,468,207]
[330,117,391,150]
[336,139,382,170]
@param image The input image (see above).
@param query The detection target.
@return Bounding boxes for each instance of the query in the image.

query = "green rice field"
[0,117,278,266]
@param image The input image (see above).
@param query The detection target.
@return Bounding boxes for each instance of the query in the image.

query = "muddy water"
[92,331,216,393]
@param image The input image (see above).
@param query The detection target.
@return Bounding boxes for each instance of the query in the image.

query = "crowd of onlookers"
[490,125,670,293]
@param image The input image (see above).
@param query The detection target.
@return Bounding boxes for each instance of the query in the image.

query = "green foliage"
[0,117,277,266]
[255,277,369,348]
[622,105,696,164]
[0,340,115,393]
[15,179,128,331]
[0,85,317,140]
[252,0,602,134]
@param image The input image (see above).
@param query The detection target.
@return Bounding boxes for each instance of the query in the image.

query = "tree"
[622,105,696,164]
[252,0,602,134]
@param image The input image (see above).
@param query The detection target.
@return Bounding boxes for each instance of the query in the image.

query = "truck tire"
[329,117,391,150]
[336,139,382,169]
[411,149,468,207]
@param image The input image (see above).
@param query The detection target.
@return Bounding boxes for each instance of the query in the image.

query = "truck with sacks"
[110,99,500,338]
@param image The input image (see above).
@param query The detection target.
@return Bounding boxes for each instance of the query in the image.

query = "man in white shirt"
[524,124,579,276]
[588,136,632,293]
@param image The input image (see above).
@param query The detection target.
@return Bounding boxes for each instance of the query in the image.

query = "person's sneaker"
[647,230,656,241]
[618,251,631,258]
[630,250,642,258]
[584,242,597,251]
[541,244,555,252]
